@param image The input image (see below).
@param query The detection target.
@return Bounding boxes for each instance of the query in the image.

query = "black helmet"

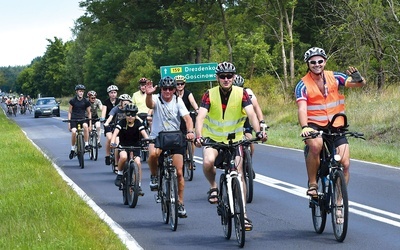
[233,75,245,87]
[139,77,147,84]
[158,76,177,88]
[215,61,236,74]
[75,84,86,91]
[125,103,138,114]
[304,47,327,62]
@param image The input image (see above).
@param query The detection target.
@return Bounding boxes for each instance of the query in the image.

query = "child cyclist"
[111,103,149,196]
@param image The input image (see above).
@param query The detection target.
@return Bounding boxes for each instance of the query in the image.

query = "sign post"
[160,63,218,83]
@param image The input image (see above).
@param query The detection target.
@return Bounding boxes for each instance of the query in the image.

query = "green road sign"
[160,63,218,83]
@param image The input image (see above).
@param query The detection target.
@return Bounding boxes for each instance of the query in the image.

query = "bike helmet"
[107,85,119,93]
[87,90,97,97]
[304,47,327,62]
[233,74,245,87]
[118,94,132,102]
[125,103,138,114]
[215,61,236,74]
[139,77,147,84]
[158,76,177,88]
[75,84,86,91]
[174,75,186,83]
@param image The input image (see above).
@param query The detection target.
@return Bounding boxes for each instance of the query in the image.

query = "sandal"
[306,183,318,198]
[207,188,219,204]
[244,217,253,231]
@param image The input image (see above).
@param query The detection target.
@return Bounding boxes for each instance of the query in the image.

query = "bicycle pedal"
[154,194,161,203]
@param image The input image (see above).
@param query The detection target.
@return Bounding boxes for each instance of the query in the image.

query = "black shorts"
[70,120,87,130]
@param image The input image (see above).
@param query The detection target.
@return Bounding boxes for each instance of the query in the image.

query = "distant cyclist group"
[2,94,32,116]
[53,46,367,244]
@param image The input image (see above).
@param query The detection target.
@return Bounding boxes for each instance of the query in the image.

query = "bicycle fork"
[226,171,246,216]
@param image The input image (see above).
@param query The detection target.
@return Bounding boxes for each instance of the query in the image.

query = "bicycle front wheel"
[169,170,178,231]
[159,167,169,224]
[77,134,85,169]
[311,175,327,234]
[243,147,254,203]
[232,177,245,247]
[219,173,232,239]
[127,160,140,208]
[89,132,98,161]
[184,142,194,181]
[331,169,348,242]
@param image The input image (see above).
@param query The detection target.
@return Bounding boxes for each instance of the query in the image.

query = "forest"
[1,0,400,101]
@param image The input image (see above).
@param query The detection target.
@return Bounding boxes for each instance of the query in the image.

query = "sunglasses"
[218,74,234,79]
[308,59,325,65]
[126,112,136,117]
[90,97,96,100]
[176,83,185,86]
[162,87,175,91]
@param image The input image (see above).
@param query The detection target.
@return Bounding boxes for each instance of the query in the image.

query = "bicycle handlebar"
[201,137,260,149]
[62,118,90,123]
[303,130,365,140]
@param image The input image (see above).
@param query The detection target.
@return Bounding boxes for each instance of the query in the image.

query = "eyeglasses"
[308,59,325,65]
[218,74,234,79]
[176,83,185,86]
[126,112,136,117]
[162,87,174,91]
[90,97,96,100]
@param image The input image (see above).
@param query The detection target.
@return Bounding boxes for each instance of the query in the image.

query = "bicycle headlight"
[334,154,341,161]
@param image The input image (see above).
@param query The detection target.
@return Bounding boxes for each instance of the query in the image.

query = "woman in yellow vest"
[295,47,366,198]
[195,61,267,231]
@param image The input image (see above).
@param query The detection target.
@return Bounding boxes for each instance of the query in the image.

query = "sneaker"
[138,186,144,196]
[150,175,158,191]
[69,150,74,159]
[105,156,111,165]
[114,174,123,187]
[85,145,90,151]
[178,203,187,218]
[98,142,102,148]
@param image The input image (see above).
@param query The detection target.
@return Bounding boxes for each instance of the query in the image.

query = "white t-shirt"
[245,88,257,100]
[150,94,189,138]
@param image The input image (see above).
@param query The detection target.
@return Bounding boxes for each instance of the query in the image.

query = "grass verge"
[0,111,127,249]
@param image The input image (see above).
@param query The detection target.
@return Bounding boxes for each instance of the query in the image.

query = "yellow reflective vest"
[203,86,247,143]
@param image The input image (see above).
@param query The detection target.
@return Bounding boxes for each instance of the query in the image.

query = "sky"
[0,0,84,67]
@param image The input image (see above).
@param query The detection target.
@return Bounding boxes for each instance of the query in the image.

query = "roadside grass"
[0,112,126,249]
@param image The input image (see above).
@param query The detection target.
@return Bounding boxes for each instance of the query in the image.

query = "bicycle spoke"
[331,170,348,242]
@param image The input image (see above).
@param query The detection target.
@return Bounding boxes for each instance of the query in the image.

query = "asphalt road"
[4,107,400,249]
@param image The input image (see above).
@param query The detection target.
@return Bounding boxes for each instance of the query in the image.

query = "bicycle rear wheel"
[311,175,327,234]
[184,142,194,181]
[169,170,178,231]
[218,173,232,239]
[127,160,140,208]
[77,134,85,169]
[232,177,245,247]
[331,169,348,242]
[243,147,254,203]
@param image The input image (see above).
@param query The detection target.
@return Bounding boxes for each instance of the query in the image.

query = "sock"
[85,142,89,146]
[118,170,123,175]
[71,146,75,151]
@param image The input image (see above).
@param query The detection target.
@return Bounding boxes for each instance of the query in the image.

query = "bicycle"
[88,118,100,161]
[149,138,180,231]
[183,138,194,181]
[115,142,146,208]
[63,118,89,169]
[137,113,151,162]
[242,123,268,203]
[202,134,259,248]
[303,113,364,242]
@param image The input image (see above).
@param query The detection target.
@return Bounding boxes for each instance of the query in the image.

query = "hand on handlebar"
[194,137,204,147]
[110,143,118,148]
[300,126,315,137]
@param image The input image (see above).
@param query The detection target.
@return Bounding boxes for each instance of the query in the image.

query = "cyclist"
[194,61,267,231]
[18,94,27,114]
[87,90,103,147]
[145,76,195,218]
[111,103,149,196]
[104,94,133,172]
[132,77,153,130]
[101,85,120,166]
[295,47,366,197]
[174,75,199,169]
[68,85,92,160]
[233,74,266,156]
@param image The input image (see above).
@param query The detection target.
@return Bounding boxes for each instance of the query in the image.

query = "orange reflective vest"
[302,71,345,127]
